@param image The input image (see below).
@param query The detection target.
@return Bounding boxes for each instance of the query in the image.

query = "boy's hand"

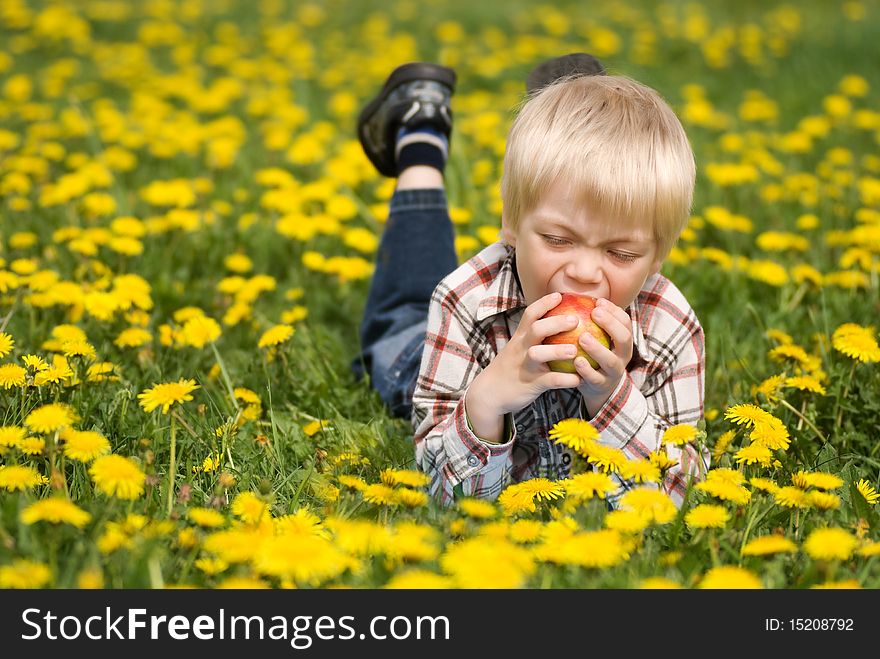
[573,298,634,416]
[465,292,582,441]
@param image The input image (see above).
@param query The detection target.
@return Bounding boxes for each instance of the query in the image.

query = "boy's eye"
[610,251,639,263]
[541,234,569,246]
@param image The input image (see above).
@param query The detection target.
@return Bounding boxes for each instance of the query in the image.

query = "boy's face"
[502,182,663,310]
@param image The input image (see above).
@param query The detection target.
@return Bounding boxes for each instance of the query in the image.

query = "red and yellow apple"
[541,293,611,373]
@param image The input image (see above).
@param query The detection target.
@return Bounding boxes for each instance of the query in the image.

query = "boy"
[353,54,708,507]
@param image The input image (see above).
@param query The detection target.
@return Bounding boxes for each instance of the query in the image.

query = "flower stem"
[834,361,857,428]
[166,415,177,518]
[777,399,828,444]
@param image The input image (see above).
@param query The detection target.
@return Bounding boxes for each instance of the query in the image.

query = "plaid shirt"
[412,241,709,508]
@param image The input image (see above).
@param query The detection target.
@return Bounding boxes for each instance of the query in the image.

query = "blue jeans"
[352,188,458,418]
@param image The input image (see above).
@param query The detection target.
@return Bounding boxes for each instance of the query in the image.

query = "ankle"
[395,126,448,175]
[396,166,444,190]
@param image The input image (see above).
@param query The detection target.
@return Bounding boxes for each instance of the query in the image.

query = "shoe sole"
[358,63,456,176]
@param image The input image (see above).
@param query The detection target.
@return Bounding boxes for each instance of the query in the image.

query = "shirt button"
[467,455,480,467]
[515,424,524,433]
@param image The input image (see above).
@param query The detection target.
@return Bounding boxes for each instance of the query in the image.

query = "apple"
[541,293,611,373]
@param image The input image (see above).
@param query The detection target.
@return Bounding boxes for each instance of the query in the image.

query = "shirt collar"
[474,245,657,364]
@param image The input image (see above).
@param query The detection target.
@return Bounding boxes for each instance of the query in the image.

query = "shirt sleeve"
[589,299,709,508]
[411,285,517,505]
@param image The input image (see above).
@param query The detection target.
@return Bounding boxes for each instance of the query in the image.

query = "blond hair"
[501,75,695,260]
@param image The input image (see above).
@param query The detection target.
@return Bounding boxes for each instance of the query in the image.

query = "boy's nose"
[566,253,603,284]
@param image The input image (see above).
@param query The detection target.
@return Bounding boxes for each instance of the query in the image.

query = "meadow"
[0,0,879,589]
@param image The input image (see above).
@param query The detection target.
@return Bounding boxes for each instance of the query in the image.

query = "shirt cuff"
[447,397,515,481]
[589,373,650,450]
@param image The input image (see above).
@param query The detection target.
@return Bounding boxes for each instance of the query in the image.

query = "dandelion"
[784,375,826,395]
[395,487,429,507]
[137,379,200,414]
[362,483,399,506]
[440,537,535,588]
[619,459,661,484]
[216,576,271,589]
[60,428,111,462]
[458,498,497,519]
[648,450,679,472]
[17,436,45,455]
[385,570,455,589]
[0,426,27,447]
[809,491,841,510]
[231,491,271,524]
[0,332,13,357]
[0,363,26,388]
[194,557,229,576]
[548,418,599,456]
[534,529,631,568]
[804,528,858,561]
[88,455,146,500]
[0,559,52,589]
[724,403,772,427]
[62,339,96,360]
[0,464,49,491]
[115,327,152,348]
[696,479,752,505]
[22,355,48,371]
[380,468,430,488]
[662,424,700,446]
[754,374,785,403]
[712,430,737,460]
[25,402,78,434]
[585,442,628,474]
[856,479,879,505]
[748,416,790,451]
[639,577,683,589]
[275,509,328,538]
[604,509,651,533]
[257,324,294,349]
[21,498,92,528]
[749,477,779,494]
[619,488,677,524]
[734,443,773,467]
[562,471,618,502]
[741,534,798,556]
[337,475,367,491]
[187,507,226,528]
[832,323,880,362]
[774,486,810,509]
[792,471,843,491]
[699,566,763,589]
[253,535,354,586]
[685,504,730,529]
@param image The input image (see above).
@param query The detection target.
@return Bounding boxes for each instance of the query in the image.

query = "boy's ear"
[500,212,517,247]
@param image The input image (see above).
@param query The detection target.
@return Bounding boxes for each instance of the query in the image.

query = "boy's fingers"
[522,292,563,326]
[527,343,577,364]
[541,371,582,390]
[531,314,579,342]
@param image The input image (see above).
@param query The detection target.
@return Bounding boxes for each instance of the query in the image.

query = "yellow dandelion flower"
[17,436,45,455]
[231,491,271,523]
[804,527,858,561]
[699,566,763,589]
[619,459,661,484]
[792,471,843,490]
[749,477,779,494]
[216,576,271,589]
[753,374,785,403]
[302,419,329,436]
[458,498,497,519]
[784,375,826,395]
[768,344,814,367]
[25,402,78,434]
[77,568,104,589]
[88,455,146,500]
[0,363,26,388]
[62,339,96,360]
[832,323,880,363]
[724,403,772,427]
[734,443,774,466]
[385,570,455,589]
[809,491,841,510]
[712,430,737,460]
[380,468,431,488]
[0,426,27,447]
[137,378,200,414]
[0,332,13,357]
[562,471,618,502]
[87,362,118,382]
[856,479,879,505]
[548,418,599,456]
[21,498,91,528]
[194,556,229,575]
[648,450,679,471]
[0,464,49,491]
[115,327,152,348]
[619,488,677,524]
[857,542,880,557]
[22,355,49,371]
[585,442,628,474]
[774,486,810,509]
[337,475,367,491]
[258,324,294,348]
[534,529,631,568]
[748,416,790,451]
[685,504,730,529]
[395,487,429,507]
[639,577,683,589]
[440,537,535,588]
[60,428,111,462]
[0,559,52,589]
[662,424,700,446]
[508,519,544,544]
[741,534,797,556]
[604,509,651,533]
[181,315,221,348]
[811,580,862,589]
[187,507,227,528]
[696,479,752,505]
[275,509,328,538]
[362,483,399,506]
[253,535,353,586]
[497,486,539,515]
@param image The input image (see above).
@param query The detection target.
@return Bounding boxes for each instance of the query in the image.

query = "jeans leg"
[353,188,457,417]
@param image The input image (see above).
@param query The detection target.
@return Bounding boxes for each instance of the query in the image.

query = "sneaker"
[526,52,606,94]
[358,62,456,178]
